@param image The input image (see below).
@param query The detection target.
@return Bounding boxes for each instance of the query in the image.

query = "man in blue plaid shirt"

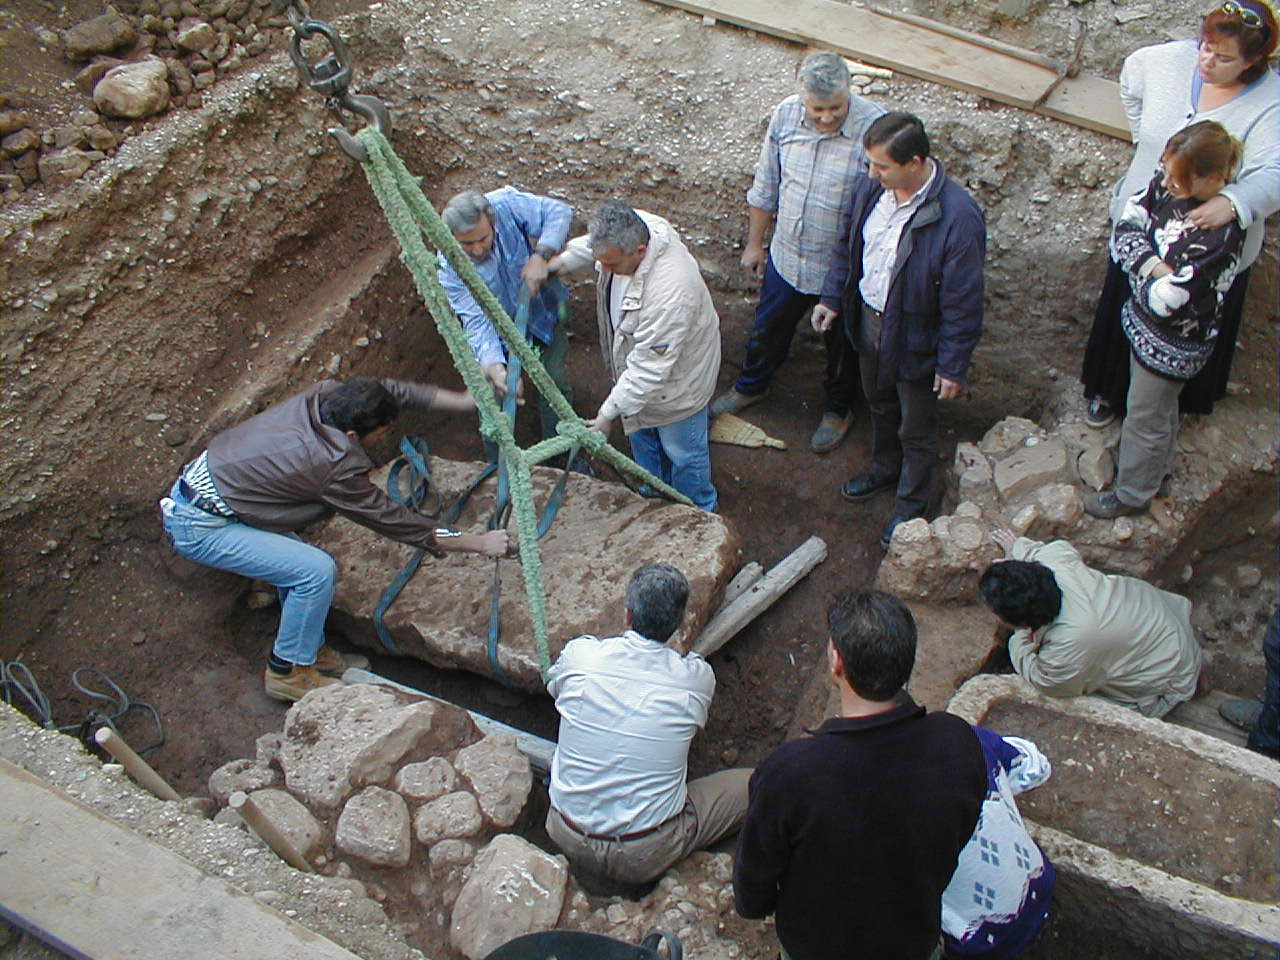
[712,52,884,453]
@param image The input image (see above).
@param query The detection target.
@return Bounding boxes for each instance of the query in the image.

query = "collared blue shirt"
[438,186,572,367]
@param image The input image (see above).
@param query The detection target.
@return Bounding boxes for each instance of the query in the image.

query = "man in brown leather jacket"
[159,377,510,701]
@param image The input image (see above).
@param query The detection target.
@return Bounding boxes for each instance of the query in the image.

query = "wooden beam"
[693,536,828,658]
[0,758,363,960]
[718,561,764,610]
[644,0,1129,139]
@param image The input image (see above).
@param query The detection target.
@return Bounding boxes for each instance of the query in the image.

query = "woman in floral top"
[1085,121,1245,519]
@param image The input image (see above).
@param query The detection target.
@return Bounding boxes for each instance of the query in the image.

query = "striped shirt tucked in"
[180,450,235,516]
[746,93,884,294]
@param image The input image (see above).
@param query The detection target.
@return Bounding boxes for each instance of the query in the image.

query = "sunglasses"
[1219,0,1266,28]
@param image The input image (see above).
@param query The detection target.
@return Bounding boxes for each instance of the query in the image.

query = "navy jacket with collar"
[819,160,986,390]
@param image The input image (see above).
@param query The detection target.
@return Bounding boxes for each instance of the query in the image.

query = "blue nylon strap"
[374,435,436,654]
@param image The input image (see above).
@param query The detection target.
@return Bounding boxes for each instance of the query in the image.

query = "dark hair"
[318,377,400,437]
[1163,120,1244,188]
[827,589,917,701]
[978,560,1063,630]
[626,563,689,643]
[588,200,651,255]
[864,111,930,164]
[1202,1,1278,84]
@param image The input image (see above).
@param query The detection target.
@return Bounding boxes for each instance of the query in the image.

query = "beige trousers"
[545,768,751,885]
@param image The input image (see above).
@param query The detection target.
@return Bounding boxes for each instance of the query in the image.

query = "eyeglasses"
[1219,0,1265,29]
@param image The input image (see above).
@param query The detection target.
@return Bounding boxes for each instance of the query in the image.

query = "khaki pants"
[1116,349,1182,507]
[546,768,751,885]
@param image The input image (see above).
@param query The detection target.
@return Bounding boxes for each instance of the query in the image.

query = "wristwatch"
[534,244,558,260]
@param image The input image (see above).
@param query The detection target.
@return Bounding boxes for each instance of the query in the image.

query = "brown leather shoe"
[263,665,342,703]
[313,645,370,676]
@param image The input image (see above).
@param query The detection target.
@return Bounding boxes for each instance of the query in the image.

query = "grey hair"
[797,50,850,100]
[442,190,495,235]
[588,200,650,255]
[626,563,689,644]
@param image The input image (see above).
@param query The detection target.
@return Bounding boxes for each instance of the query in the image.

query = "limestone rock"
[278,683,480,809]
[164,57,195,94]
[36,148,94,187]
[86,126,119,152]
[255,731,283,766]
[208,757,279,805]
[336,786,411,868]
[250,787,324,858]
[450,834,568,960]
[454,734,532,828]
[1076,446,1115,491]
[312,458,740,692]
[176,19,218,52]
[954,442,993,498]
[0,110,30,135]
[1011,504,1040,536]
[74,59,122,96]
[393,757,458,804]
[1,129,40,160]
[993,438,1068,502]
[978,417,1040,458]
[63,12,136,61]
[94,58,171,119]
[414,791,484,844]
[1034,483,1084,531]
[429,838,479,869]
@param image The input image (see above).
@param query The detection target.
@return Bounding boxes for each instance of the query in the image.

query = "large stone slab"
[314,458,741,692]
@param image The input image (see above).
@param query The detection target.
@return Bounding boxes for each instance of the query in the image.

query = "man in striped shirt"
[711,51,883,453]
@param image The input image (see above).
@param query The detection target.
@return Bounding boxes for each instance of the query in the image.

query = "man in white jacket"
[552,201,721,511]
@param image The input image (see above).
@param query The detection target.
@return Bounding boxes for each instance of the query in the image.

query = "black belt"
[178,478,234,517]
[554,808,675,843]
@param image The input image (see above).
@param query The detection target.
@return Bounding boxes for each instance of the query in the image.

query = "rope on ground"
[355,126,691,680]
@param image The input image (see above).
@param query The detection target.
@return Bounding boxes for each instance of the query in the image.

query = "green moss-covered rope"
[354,127,690,680]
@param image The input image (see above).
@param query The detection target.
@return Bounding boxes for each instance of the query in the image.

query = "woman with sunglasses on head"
[1084,122,1246,519]
[1079,0,1279,429]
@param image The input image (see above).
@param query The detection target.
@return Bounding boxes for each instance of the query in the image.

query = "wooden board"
[0,758,363,960]
[645,0,1130,139]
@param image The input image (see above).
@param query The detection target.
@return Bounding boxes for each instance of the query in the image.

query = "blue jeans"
[160,481,335,666]
[628,409,717,512]
[735,253,860,416]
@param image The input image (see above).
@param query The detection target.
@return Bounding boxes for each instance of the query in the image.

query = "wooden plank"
[645,0,1129,139]
[0,758,363,960]
[342,667,557,775]
[1166,689,1250,749]
[693,536,828,658]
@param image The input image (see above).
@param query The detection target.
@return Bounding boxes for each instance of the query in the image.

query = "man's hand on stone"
[522,253,550,292]
[485,363,525,405]
[934,374,963,400]
[741,242,766,279]
[811,304,838,333]
[990,528,1016,557]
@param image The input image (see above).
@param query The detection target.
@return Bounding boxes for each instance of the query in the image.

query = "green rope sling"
[355,127,692,680]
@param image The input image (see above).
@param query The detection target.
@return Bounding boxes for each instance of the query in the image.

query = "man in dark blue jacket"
[813,113,985,547]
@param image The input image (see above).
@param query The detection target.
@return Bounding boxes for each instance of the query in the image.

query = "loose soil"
[985,700,1280,905]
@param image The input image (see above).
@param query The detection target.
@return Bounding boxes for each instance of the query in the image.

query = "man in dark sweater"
[733,589,986,960]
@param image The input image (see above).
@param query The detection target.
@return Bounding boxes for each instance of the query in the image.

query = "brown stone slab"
[0,758,363,960]
[314,459,741,692]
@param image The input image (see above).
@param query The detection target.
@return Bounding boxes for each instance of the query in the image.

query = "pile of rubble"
[878,384,1280,602]
[206,682,775,959]
[2,0,286,195]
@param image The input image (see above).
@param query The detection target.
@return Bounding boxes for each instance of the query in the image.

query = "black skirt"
[1079,257,1251,416]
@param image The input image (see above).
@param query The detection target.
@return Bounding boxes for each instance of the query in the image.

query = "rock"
[0,110,31,135]
[1012,506,1039,542]
[978,417,1040,458]
[74,58,124,95]
[314,458,739,692]
[954,442,993,498]
[1033,483,1084,530]
[37,148,95,187]
[1236,564,1262,589]
[94,58,171,119]
[954,501,983,520]
[176,19,218,52]
[277,683,479,809]
[255,731,283,766]
[0,174,24,194]
[165,58,195,94]
[993,439,1068,502]
[393,757,458,804]
[450,835,568,960]
[413,791,484,844]
[454,734,532,828]
[429,838,479,869]
[46,125,87,149]
[86,126,119,152]
[63,12,137,61]
[336,786,412,868]
[193,72,216,90]
[1076,446,1115,491]
[180,796,217,818]
[226,0,252,20]
[209,757,279,804]
[1112,517,1134,542]
[249,788,324,858]
[13,150,39,185]
[1,129,41,159]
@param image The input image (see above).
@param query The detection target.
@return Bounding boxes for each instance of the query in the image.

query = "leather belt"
[554,808,674,843]
[178,478,235,517]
